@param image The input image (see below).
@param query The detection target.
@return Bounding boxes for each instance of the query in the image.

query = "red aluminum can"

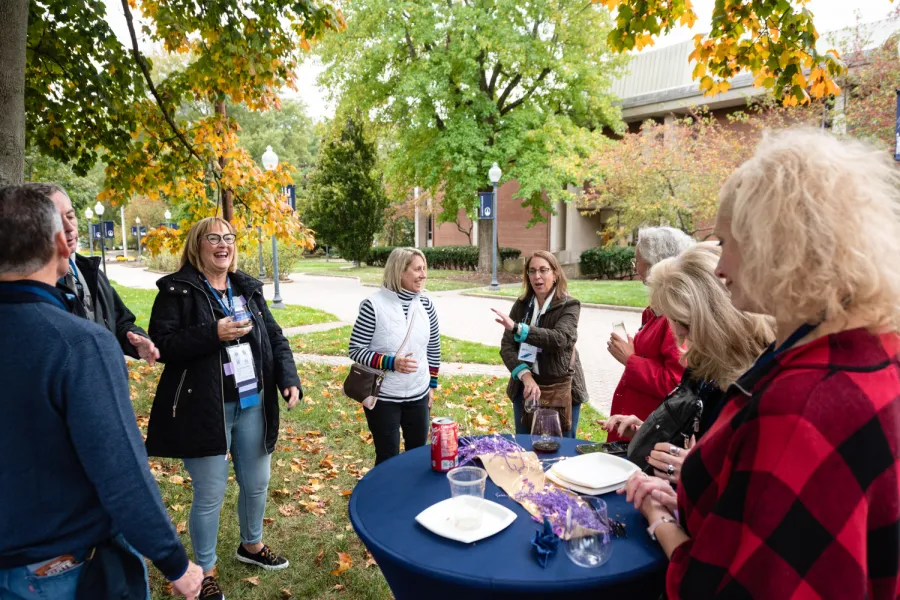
[431,417,459,472]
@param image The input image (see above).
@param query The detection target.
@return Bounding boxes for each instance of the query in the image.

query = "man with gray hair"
[605,226,695,442]
[0,185,202,598]
[22,182,159,364]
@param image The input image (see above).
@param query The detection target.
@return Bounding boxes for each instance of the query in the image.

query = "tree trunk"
[477,218,493,273]
[0,0,28,186]
[215,100,234,222]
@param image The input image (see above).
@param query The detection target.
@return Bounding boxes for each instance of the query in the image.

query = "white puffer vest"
[368,288,431,402]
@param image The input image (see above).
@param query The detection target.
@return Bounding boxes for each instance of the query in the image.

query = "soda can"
[431,417,459,472]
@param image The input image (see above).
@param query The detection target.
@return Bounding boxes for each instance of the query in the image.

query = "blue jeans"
[183,401,271,573]
[512,391,582,438]
[0,535,148,600]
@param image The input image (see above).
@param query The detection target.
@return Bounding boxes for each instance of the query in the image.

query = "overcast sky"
[104,0,897,122]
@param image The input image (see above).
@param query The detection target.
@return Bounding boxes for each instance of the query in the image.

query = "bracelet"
[647,516,677,541]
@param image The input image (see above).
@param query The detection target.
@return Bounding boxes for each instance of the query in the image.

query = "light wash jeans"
[512,390,582,438]
[0,535,149,600]
[183,401,271,573]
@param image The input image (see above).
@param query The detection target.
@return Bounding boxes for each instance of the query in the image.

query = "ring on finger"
[669,445,681,456]
[667,463,675,476]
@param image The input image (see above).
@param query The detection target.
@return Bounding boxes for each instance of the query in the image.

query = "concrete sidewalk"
[106,264,643,414]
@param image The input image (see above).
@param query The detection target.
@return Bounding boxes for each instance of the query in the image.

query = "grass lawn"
[289,325,503,365]
[112,282,339,331]
[294,259,494,292]
[128,361,607,599]
[476,280,648,308]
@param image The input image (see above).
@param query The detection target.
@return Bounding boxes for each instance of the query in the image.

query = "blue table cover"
[349,435,667,600]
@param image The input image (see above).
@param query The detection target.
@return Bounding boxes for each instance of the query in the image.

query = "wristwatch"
[647,516,677,541]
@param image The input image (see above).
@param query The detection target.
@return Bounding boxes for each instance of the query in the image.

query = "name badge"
[518,342,539,363]
[226,343,259,408]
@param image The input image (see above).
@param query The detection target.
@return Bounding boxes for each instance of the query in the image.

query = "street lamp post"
[84,208,94,256]
[488,162,502,290]
[94,202,107,274]
[164,209,172,229]
[261,145,285,308]
[135,217,142,261]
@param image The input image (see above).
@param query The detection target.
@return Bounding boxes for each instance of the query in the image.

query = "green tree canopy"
[315,0,627,235]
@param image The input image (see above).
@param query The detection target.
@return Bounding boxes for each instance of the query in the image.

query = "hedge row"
[367,245,522,271]
[579,246,636,280]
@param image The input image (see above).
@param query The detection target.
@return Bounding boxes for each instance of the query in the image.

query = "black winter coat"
[145,264,301,458]
[57,253,146,358]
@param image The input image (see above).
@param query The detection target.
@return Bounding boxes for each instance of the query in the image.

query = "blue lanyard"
[202,275,234,317]
[711,321,819,426]
[68,258,79,283]
[3,283,68,311]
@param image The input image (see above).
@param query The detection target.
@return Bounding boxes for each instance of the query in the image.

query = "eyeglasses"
[205,233,236,245]
[527,267,552,277]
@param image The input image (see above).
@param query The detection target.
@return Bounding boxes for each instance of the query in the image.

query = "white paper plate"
[550,452,640,490]
[415,497,517,544]
[545,465,626,496]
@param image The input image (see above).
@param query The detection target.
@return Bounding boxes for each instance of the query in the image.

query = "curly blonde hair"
[719,128,900,330]
[649,243,774,387]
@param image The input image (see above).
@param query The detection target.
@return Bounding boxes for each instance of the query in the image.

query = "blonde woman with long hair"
[602,243,773,480]
[624,129,900,599]
[348,247,441,465]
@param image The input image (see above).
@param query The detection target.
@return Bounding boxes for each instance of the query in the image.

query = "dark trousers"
[364,394,430,465]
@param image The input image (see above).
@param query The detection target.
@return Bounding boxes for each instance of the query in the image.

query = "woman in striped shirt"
[348,247,441,465]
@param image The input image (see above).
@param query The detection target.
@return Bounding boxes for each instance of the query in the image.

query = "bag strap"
[394,301,418,357]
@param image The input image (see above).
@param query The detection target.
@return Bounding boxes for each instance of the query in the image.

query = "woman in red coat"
[606,226,695,442]
[624,129,900,599]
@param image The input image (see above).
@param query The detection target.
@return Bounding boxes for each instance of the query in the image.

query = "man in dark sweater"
[0,185,201,598]
[23,182,160,364]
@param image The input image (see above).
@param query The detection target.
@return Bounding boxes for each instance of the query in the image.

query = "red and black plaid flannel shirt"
[670,328,900,599]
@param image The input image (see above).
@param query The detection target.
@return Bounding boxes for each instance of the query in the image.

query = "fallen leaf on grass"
[333,584,345,591]
[340,490,353,497]
[281,588,293,599]
[263,517,275,525]
[278,504,297,517]
[330,552,353,576]
[169,475,184,485]
[242,576,260,586]
[315,550,325,566]
[176,521,187,534]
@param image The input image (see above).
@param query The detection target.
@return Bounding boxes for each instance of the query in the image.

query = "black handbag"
[76,537,147,600]
[626,379,705,471]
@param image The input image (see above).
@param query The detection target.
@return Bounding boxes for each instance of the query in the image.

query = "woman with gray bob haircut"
[606,226,695,442]
[348,247,442,465]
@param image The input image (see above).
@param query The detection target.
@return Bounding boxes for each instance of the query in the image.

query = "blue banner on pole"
[91,223,102,239]
[894,90,899,161]
[478,192,494,219]
[287,184,296,212]
[103,221,115,239]
[131,226,147,237]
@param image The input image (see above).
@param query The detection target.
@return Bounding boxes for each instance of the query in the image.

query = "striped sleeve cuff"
[511,363,531,381]
[514,323,530,343]
[429,366,439,389]
[369,353,395,371]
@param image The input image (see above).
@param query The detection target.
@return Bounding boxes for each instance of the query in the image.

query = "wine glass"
[530,409,562,453]
[564,497,613,568]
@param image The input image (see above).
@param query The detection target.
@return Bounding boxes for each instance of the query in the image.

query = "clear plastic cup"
[446,466,487,530]
[612,321,627,339]
[564,497,613,568]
